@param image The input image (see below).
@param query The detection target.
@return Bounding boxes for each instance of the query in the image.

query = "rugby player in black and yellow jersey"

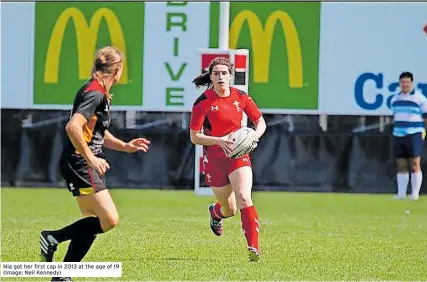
[40,47,150,281]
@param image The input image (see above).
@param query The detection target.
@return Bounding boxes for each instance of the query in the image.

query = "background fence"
[4,109,427,195]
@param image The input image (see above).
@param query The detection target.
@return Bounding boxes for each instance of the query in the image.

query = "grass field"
[1,188,427,281]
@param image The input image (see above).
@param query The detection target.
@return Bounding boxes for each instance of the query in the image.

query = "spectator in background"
[391,72,426,200]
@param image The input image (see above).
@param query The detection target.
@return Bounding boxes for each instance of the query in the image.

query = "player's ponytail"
[192,57,233,89]
[192,72,212,89]
[92,46,124,101]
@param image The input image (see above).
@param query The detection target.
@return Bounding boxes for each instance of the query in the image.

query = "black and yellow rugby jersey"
[63,79,111,158]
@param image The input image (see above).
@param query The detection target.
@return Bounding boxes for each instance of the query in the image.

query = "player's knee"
[410,161,421,172]
[108,213,119,228]
[230,207,237,217]
[236,192,253,209]
[101,213,119,232]
[396,159,408,172]
[397,165,408,172]
[222,206,237,217]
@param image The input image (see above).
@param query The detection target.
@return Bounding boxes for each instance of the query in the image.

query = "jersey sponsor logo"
[44,7,128,85]
[210,105,219,111]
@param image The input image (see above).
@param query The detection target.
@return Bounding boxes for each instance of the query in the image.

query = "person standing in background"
[391,72,426,200]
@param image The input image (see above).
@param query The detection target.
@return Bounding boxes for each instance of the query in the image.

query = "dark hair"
[192,57,234,89]
[399,72,413,81]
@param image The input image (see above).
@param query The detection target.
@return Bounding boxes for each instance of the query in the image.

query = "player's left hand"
[250,131,260,142]
[123,138,151,153]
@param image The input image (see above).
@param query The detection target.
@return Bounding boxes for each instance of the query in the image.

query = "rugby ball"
[227,127,257,159]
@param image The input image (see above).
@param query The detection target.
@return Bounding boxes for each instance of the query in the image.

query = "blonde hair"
[91,46,124,101]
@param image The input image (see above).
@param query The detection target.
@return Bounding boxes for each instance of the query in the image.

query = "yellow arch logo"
[230,10,303,88]
[44,7,128,84]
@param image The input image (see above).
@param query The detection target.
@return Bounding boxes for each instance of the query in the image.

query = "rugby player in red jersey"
[189,57,266,262]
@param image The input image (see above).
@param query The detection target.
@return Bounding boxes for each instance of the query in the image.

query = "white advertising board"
[318,2,427,115]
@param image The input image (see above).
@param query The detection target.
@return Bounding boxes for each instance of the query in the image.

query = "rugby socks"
[411,171,423,198]
[50,216,104,243]
[240,206,260,250]
[63,234,97,262]
[397,172,409,198]
[211,202,225,219]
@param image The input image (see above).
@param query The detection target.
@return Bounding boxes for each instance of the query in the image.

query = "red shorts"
[203,153,252,187]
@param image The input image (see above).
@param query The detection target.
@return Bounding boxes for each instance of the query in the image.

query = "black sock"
[50,217,104,243]
[63,234,97,262]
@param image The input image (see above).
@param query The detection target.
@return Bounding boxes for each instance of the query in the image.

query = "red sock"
[211,203,224,219]
[240,206,259,250]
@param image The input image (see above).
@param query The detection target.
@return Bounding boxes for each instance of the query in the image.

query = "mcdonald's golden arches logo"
[44,7,128,84]
[229,10,303,88]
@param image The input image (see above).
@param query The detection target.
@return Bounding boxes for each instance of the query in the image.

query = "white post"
[359,116,366,132]
[219,2,248,127]
[319,114,327,131]
[379,116,385,132]
[195,3,232,196]
[286,115,295,132]
[181,113,188,129]
[125,111,136,129]
[219,2,230,50]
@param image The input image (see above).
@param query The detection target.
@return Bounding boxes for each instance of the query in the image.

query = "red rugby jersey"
[190,87,262,157]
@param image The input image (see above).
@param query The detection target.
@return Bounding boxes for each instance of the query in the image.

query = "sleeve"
[190,102,207,131]
[75,91,104,120]
[242,94,262,122]
[389,95,397,112]
[420,94,427,118]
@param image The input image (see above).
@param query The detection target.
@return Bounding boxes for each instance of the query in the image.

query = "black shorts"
[394,133,424,159]
[60,154,107,197]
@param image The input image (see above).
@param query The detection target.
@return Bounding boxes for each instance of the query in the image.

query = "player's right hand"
[88,156,110,175]
[216,135,235,155]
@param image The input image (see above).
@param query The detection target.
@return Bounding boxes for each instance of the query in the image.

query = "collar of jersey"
[207,87,235,98]
[399,89,416,95]
[84,79,106,95]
